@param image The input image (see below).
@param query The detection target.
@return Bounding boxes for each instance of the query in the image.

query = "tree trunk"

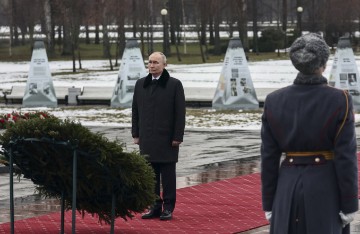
[197,30,206,62]
[72,44,76,72]
[29,25,34,47]
[253,0,259,54]
[169,0,181,46]
[148,0,154,55]
[95,25,100,44]
[9,0,14,52]
[117,22,126,61]
[310,0,316,32]
[12,0,19,46]
[44,0,54,55]
[115,0,126,66]
[181,0,187,54]
[200,1,207,45]
[102,24,110,58]
[78,50,82,70]
[282,0,287,52]
[175,31,181,61]
[139,22,145,56]
[229,20,233,38]
[237,0,248,50]
[101,0,113,70]
[85,25,90,44]
[57,25,62,46]
[213,6,221,55]
[62,7,72,55]
[132,0,137,38]
[209,17,214,45]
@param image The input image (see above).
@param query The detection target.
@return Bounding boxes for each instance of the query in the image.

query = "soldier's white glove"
[265,211,272,222]
[339,211,356,227]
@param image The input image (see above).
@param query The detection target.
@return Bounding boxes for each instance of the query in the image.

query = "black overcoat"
[132,69,186,163]
[261,74,358,234]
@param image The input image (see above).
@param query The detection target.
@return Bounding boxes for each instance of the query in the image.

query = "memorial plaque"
[212,38,259,110]
[23,40,57,108]
[111,38,148,108]
[329,36,360,110]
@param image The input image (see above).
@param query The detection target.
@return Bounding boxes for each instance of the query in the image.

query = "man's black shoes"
[160,210,172,220]
[142,209,173,220]
[141,209,161,219]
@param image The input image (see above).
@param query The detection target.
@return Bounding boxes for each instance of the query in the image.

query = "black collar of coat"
[143,68,170,88]
[293,73,328,85]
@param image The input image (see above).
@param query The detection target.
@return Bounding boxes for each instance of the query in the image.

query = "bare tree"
[212,1,222,55]
[147,0,154,55]
[235,0,248,50]
[320,0,357,45]
[60,0,73,55]
[13,0,41,46]
[168,0,181,45]
[113,0,128,65]
[99,0,113,70]
[132,0,138,38]
[11,0,19,46]
[55,0,85,71]
[3,0,360,65]
[197,0,208,45]
[43,0,54,54]
[254,0,259,54]
[282,0,287,40]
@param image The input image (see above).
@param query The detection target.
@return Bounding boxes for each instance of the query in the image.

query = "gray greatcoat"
[132,69,186,163]
[261,74,358,234]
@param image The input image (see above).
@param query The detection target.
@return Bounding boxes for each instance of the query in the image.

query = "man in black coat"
[132,52,186,220]
[261,33,358,233]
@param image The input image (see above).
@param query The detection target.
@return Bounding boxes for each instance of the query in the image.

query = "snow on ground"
[0,56,346,90]
[0,57,359,130]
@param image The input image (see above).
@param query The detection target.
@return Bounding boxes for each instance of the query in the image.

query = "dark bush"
[258,28,284,52]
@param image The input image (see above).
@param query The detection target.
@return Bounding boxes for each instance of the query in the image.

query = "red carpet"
[0,173,267,234]
[3,155,360,233]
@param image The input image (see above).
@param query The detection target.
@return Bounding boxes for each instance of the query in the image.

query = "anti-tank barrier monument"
[329,36,360,111]
[3,38,276,108]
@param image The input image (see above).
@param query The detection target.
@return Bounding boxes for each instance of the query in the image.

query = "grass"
[0,39,290,64]
[2,38,360,65]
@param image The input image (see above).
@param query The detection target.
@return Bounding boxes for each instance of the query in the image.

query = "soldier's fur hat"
[289,33,330,74]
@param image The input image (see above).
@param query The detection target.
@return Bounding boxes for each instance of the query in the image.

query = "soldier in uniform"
[261,33,358,233]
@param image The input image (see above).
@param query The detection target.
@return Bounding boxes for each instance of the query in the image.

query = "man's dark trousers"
[151,162,176,212]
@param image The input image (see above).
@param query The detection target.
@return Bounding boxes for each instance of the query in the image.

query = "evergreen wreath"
[0,112,155,224]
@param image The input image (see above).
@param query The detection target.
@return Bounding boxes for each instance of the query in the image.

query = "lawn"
[0,40,290,64]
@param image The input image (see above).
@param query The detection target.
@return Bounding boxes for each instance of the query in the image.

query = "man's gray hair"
[151,52,167,64]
